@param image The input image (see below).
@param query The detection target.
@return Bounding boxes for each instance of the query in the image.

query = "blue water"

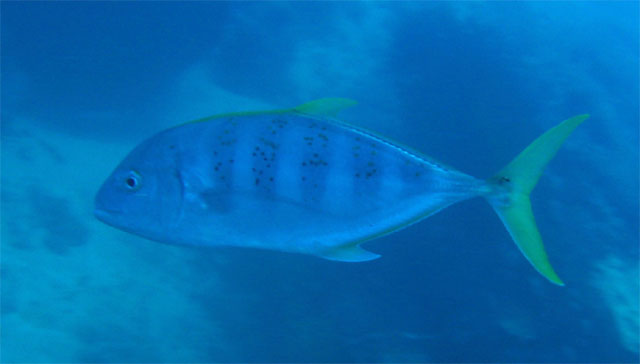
[2,2,638,363]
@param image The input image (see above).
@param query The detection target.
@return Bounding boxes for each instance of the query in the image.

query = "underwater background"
[1,2,638,363]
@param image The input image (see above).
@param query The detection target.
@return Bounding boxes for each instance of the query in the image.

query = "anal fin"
[318,244,381,262]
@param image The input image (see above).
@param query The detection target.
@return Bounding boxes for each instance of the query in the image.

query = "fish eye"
[124,171,142,191]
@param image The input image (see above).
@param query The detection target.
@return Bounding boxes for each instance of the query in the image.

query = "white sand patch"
[592,255,640,354]
[1,119,235,362]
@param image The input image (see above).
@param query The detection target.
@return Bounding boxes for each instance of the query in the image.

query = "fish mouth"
[93,187,122,223]
[93,207,121,223]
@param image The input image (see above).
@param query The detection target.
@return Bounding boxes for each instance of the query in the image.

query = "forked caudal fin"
[485,114,589,286]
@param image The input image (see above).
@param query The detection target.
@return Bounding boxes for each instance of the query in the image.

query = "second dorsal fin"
[294,98,358,118]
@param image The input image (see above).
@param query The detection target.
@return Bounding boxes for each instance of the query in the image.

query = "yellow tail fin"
[486,114,589,285]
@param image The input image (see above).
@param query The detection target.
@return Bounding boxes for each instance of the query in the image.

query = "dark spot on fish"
[354,153,359,158]
[371,151,377,156]
[219,138,237,146]
[214,151,218,156]
[313,153,319,158]
[272,130,276,135]
[214,167,219,172]
[260,137,279,150]
[355,173,360,178]
[252,152,257,156]
[224,129,230,134]
[301,176,306,181]
[255,178,260,185]
[313,183,318,188]
[229,159,234,164]
[269,177,274,182]
[302,162,307,166]
[169,145,175,150]
[415,172,421,177]
[266,164,271,168]
[367,161,375,167]
[309,159,326,167]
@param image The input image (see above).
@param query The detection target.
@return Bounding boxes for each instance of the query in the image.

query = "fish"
[94,98,588,285]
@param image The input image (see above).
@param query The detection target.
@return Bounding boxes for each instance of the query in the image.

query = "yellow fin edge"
[486,114,589,285]
[185,98,358,125]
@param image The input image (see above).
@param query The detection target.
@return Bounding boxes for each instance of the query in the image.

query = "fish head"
[94,134,184,242]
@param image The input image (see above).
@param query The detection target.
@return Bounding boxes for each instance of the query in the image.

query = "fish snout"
[93,186,122,223]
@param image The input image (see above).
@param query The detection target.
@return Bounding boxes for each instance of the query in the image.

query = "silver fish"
[95,98,588,285]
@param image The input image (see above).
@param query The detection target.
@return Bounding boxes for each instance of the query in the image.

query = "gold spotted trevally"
[94,98,588,285]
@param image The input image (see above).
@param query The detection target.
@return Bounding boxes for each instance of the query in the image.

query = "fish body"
[95,99,588,284]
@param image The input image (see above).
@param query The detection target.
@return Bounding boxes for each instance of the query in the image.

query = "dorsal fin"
[294,98,358,118]
[185,98,357,125]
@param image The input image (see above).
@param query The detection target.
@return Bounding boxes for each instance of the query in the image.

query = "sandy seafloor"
[1,2,638,363]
